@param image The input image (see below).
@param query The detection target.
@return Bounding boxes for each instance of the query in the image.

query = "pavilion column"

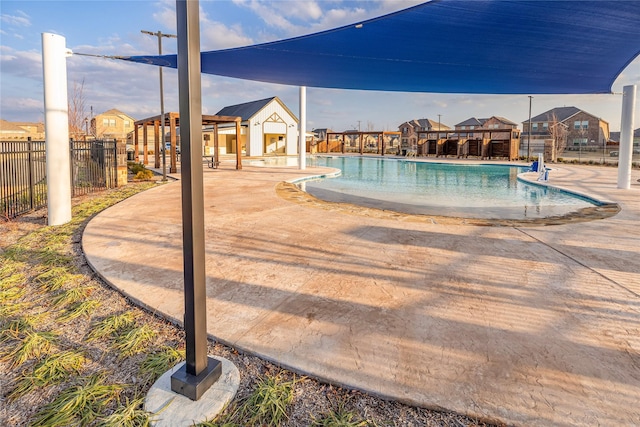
[381,133,385,156]
[360,134,363,155]
[170,115,177,173]
[154,120,160,168]
[235,119,242,170]
[134,123,140,162]
[617,84,637,189]
[298,86,306,170]
[143,123,149,165]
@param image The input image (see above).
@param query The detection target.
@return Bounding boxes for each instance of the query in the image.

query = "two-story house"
[398,118,451,156]
[453,116,520,160]
[91,109,136,143]
[522,106,609,160]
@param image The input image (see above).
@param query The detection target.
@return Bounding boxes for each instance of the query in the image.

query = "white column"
[42,33,72,225]
[299,86,306,170]
[617,85,637,189]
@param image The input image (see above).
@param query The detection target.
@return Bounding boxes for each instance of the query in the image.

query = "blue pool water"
[295,156,597,219]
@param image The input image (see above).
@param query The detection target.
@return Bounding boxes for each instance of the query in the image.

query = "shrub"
[134,169,154,181]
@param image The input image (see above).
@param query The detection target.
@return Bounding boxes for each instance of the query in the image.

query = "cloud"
[0,46,42,80]
[1,10,31,27]
[150,0,252,50]
[152,0,176,30]
[200,19,253,50]
[232,0,425,40]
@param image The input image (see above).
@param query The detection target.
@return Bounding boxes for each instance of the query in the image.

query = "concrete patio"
[82,157,640,426]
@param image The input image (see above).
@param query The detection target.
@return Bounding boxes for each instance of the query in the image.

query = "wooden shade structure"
[133,112,243,171]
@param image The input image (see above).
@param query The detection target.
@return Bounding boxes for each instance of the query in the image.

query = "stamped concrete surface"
[82,158,640,426]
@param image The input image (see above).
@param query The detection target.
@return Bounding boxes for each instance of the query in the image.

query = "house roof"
[98,109,135,121]
[216,97,275,121]
[528,106,581,123]
[609,128,640,142]
[401,119,451,131]
[491,116,518,126]
[124,1,640,95]
[455,117,484,127]
[0,120,27,132]
[215,96,298,122]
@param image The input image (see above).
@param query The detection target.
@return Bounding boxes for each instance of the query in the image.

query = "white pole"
[299,86,306,170]
[617,85,637,189]
[42,33,72,225]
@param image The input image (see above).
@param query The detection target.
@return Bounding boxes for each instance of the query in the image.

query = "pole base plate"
[170,357,222,401]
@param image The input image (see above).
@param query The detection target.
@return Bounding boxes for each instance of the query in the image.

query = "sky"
[1,0,639,132]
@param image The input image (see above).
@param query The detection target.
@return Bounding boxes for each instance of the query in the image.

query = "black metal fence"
[70,140,117,196]
[1,140,117,220]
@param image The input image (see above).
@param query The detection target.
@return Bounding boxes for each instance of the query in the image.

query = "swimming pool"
[293,156,599,219]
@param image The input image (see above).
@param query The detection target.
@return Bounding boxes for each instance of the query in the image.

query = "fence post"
[116,139,128,187]
[28,139,34,210]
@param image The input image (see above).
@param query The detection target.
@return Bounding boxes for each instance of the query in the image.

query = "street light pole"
[527,96,533,161]
[142,29,176,182]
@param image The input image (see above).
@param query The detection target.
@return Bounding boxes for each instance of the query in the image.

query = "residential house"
[609,128,640,149]
[398,118,451,155]
[91,109,136,143]
[522,106,609,160]
[0,119,45,140]
[452,116,520,160]
[211,97,298,156]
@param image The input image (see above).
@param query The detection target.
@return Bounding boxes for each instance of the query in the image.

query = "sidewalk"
[83,160,640,426]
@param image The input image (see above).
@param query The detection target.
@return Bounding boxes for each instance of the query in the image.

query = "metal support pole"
[298,86,306,170]
[170,0,221,401]
[617,84,637,189]
[41,33,72,226]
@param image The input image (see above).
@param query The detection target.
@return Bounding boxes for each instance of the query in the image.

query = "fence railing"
[70,140,117,196]
[1,140,118,220]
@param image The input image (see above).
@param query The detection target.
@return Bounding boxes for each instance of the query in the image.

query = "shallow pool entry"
[299,156,598,220]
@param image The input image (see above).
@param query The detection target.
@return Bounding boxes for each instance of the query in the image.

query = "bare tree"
[548,112,568,160]
[68,79,87,140]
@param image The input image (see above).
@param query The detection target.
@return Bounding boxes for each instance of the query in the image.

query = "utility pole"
[527,95,533,161]
[142,29,177,181]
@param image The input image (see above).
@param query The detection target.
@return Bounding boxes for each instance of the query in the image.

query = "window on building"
[574,120,589,130]
[103,118,109,126]
[460,125,466,130]
[532,123,538,130]
[109,119,116,127]
[124,120,130,128]
[469,125,474,129]
[573,138,588,146]
[543,123,549,130]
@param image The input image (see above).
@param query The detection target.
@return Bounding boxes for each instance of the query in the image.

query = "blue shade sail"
[122,0,640,94]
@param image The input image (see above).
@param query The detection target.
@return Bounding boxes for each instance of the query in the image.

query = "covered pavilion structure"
[322,131,401,155]
[133,112,243,171]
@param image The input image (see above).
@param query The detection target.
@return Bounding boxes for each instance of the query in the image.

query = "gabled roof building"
[214,97,298,157]
[522,106,610,160]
